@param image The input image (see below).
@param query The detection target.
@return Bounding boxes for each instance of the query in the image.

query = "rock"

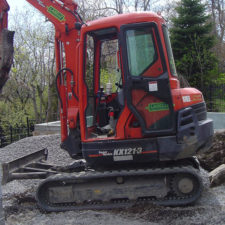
[209,164,225,187]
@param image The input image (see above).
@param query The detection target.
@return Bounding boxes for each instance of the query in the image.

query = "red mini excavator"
[0,0,213,211]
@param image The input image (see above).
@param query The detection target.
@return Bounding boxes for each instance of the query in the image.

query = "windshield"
[162,26,177,76]
[126,27,157,77]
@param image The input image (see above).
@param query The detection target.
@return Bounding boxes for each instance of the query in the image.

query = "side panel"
[82,103,213,167]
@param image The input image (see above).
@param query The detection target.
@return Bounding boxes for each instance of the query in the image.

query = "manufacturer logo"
[47,6,66,21]
[145,102,169,113]
[113,147,142,161]
[113,147,142,156]
[99,151,112,156]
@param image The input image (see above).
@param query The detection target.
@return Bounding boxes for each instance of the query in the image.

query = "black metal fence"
[0,118,35,148]
[202,84,225,112]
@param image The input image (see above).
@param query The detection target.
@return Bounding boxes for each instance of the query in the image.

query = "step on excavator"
[0,0,213,211]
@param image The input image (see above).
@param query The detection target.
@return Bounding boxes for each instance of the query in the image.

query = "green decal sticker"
[145,102,169,112]
[47,6,65,21]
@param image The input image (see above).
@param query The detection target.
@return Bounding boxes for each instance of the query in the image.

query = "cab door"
[120,22,175,135]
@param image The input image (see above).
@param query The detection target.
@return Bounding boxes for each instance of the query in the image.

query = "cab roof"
[82,12,165,33]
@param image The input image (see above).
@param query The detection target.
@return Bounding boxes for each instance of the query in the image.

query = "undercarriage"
[37,165,202,211]
[1,149,202,212]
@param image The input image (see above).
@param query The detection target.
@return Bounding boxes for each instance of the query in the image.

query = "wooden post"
[10,126,12,144]
[0,166,5,225]
[27,117,30,137]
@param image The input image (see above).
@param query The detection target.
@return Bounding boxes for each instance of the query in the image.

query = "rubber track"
[36,166,203,212]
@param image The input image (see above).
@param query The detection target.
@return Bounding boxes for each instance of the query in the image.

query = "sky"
[7,0,31,14]
[6,0,47,28]
[6,0,169,16]
[5,0,170,27]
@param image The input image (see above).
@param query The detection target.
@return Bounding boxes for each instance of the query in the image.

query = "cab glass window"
[162,26,177,76]
[126,27,157,76]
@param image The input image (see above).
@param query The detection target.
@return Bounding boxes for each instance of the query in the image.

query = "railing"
[201,84,225,112]
[0,118,35,148]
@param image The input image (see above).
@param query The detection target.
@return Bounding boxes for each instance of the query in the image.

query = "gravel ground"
[0,135,225,225]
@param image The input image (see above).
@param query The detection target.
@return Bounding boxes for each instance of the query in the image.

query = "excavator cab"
[81,22,175,141]
[61,13,210,168]
[80,16,175,141]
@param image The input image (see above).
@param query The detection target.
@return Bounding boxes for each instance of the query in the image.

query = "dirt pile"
[197,131,225,171]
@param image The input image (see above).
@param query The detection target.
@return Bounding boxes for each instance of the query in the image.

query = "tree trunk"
[31,86,39,123]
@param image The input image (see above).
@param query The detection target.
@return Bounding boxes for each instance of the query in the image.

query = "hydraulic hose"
[55,68,78,109]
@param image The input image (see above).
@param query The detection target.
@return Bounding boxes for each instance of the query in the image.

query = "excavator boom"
[0,0,14,92]
[0,0,9,30]
[0,0,82,138]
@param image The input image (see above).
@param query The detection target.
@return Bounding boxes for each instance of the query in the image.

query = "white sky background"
[7,0,44,28]
[6,0,171,17]
[6,0,176,29]
[7,0,32,14]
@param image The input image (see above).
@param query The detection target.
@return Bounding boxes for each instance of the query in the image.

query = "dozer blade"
[36,165,203,212]
[1,148,55,184]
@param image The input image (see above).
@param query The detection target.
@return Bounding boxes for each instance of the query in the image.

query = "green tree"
[170,0,216,89]
[1,9,58,124]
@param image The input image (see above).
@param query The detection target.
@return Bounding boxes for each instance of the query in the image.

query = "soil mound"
[198,131,225,171]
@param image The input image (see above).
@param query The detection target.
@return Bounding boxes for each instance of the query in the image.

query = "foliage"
[0,99,29,133]
[0,8,58,127]
[214,73,225,85]
[208,0,225,73]
[170,0,216,90]
[100,69,120,93]
[77,0,163,19]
